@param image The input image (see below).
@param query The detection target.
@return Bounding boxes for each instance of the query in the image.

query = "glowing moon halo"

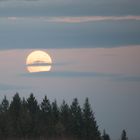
[26,50,52,73]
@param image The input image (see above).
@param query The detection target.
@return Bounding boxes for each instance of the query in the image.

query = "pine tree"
[52,100,60,123]
[51,100,60,136]
[0,96,9,138]
[40,95,52,137]
[26,93,39,115]
[9,93,21,116]
[121,130,128,140]
[70,98,83,138]
[41,96,51,114]
[19,98,31,138]
[60,100,71,136]
[83,98,100,140]
[9,93,22,137]
[26,93,40,137]
[102,130,110,140]
[0,96,9,113]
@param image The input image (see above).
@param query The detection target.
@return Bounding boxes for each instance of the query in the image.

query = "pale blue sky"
[0,0,140,139]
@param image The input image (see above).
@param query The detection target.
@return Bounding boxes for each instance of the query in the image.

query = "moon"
[26,50,52,73]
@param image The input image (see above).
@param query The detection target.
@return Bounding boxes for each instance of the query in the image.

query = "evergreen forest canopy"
[0,93,128,140]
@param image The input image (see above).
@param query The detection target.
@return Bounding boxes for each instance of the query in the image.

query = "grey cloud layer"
[0,0,140,16]
[21,71,140,82]
[5,16,140,23]
[21,71,119,78]
[0,19,140,49]
[0,0,139,49]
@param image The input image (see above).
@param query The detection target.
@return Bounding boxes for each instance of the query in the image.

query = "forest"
[0,93,128,140]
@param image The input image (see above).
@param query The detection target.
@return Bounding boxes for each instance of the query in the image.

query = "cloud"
[115,76,140,82]
[46,16,140,23]
[21,71,121,79]
[21,71,140,82]
[21,71,119,78]
[3,16,140,23]
[0,0,140,17]
[0,16,140,49]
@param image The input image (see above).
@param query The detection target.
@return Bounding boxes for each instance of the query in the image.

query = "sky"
[0,0,140,139]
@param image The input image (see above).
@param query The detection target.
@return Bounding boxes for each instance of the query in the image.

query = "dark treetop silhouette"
[0,93,127,140]
[0,93,100,140]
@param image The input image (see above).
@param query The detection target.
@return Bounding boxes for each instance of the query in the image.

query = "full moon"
[26,50,52,73]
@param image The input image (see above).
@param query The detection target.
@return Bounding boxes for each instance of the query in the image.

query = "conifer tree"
[52,100,60,123]
[9,93,21,116]
[70,98,83,138]
[40,95,52,137]
[60,100,71,136]
[83,98,100,140]
[121,130,128,140]
[19,98,31,138]
[27,93,39,115]
[102,130,110,140]
[26,93,40,137]
[51,100,60,136]
[41,96,51,114]
[0,96,9,138]
[0,96,9,113]
[9,93,22,137]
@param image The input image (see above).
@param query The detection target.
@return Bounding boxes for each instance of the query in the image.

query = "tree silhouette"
[83,98,100,140]
[51,100,60,136]
[9,93,21,116]
[0,93,104,140]
[60,100,71,136]
[26,93,40,137]
[121,129,128,140]
[102,130,110,140]
[19,98,31,138]
[70,98,83,138]
[40,95,52,137]
[0,96,9,113]
[0,96,9,139]
[9,93,22,137]
[27,93,39,115]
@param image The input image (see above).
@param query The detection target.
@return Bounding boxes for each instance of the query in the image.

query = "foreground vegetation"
[0,93,128,140]
[0,93,101,140]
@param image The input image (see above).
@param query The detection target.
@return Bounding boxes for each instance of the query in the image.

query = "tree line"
[0,93,128,140]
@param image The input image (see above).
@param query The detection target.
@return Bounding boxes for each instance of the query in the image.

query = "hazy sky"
[0,0,140,139]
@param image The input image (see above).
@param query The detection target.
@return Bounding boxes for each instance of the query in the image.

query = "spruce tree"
[26,93,40,137]
[0,96,9,138]
[60,100,71,136]
[40,95,52,137]
[70,98,83,138]
[26,93,39,115]
[0,96,9,113]
[9,93,22,137]
[19,98,31,138]
[51,100,60,136]
[83,98,100,140]
[9,93,21,116]
[41,96,51,114]
[102,130,110,140]
[52,100,60,123]
[121,130,128,140]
